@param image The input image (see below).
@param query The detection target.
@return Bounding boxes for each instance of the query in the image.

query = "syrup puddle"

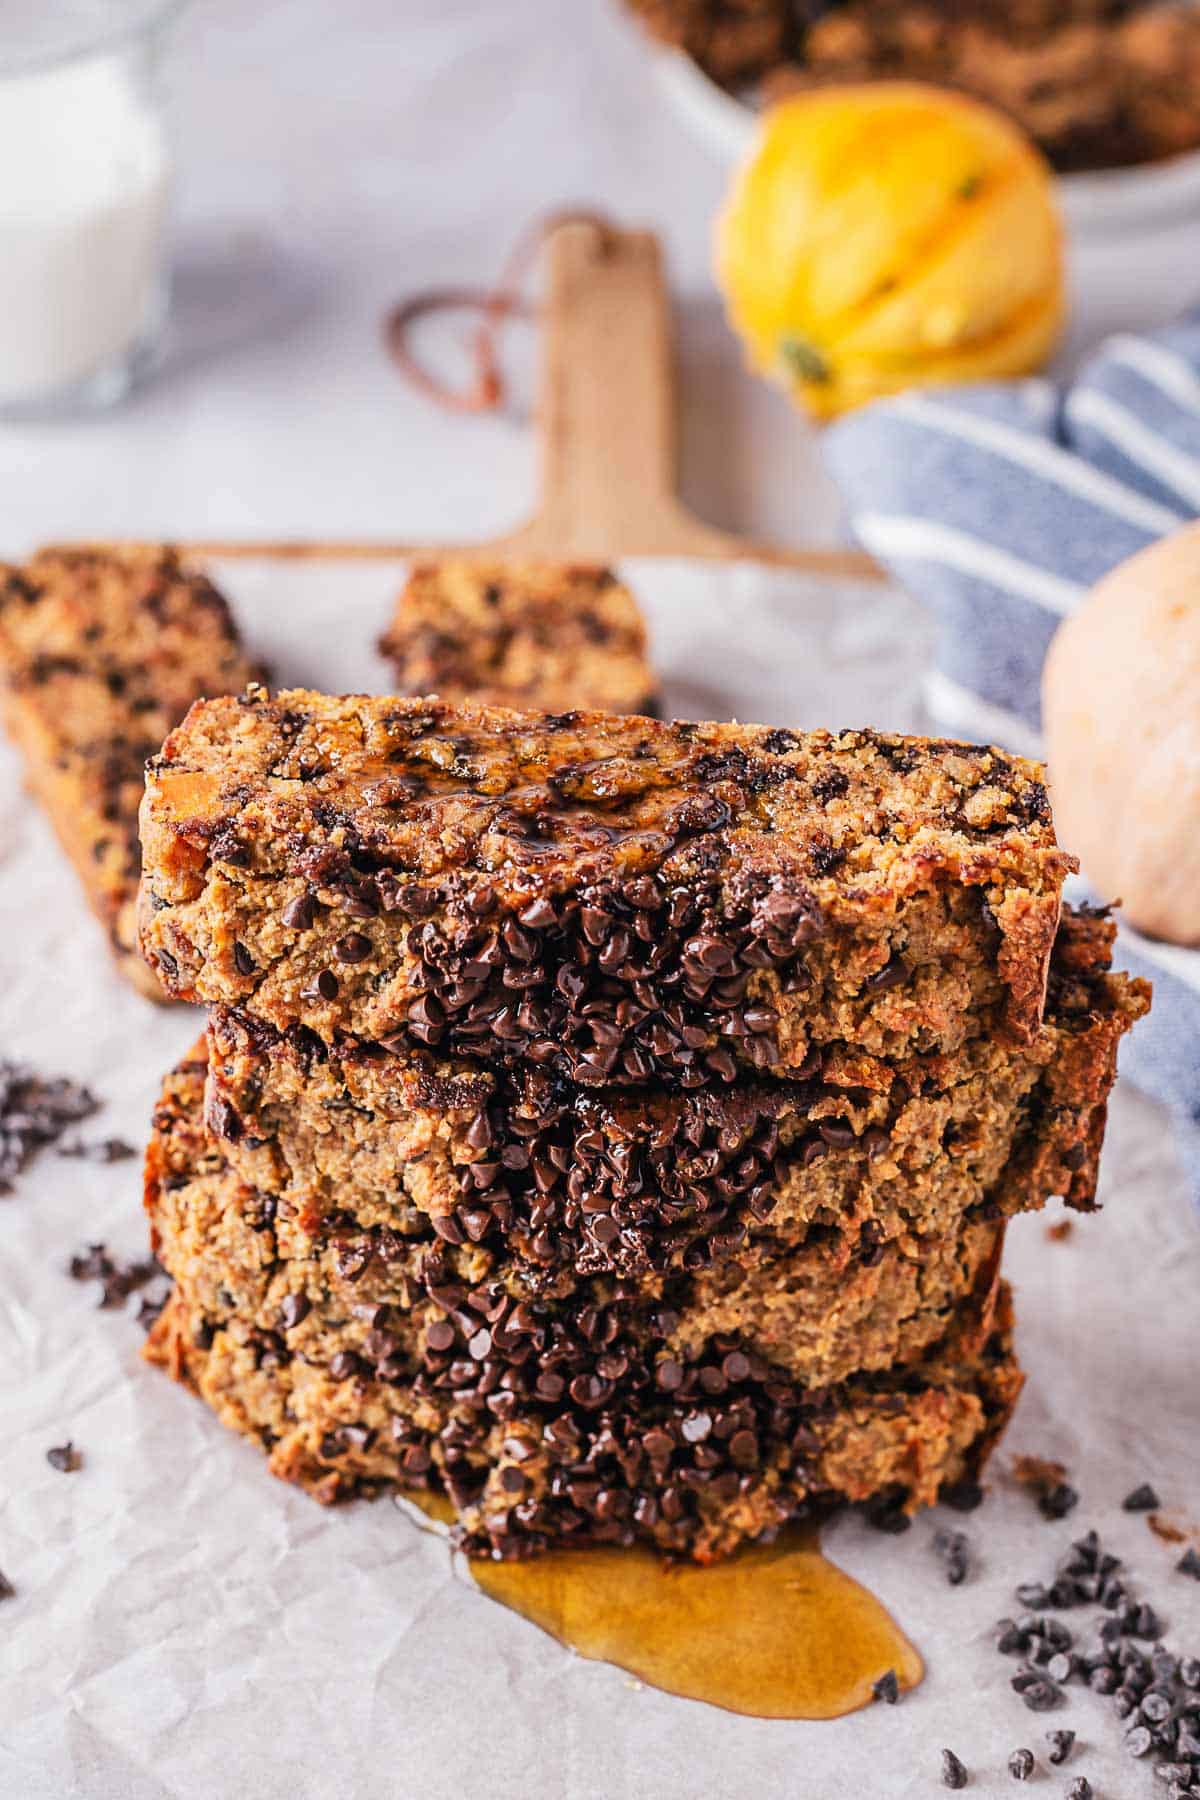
[402,1496,922,1719]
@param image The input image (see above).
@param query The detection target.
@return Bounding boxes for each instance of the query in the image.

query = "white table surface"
[2,0,1199,557]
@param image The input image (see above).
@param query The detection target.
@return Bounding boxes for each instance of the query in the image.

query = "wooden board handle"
[93,218,881,578]
[493,220,744,561]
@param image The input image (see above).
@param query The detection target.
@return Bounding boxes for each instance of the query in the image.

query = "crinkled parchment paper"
[1,562,1196,1800]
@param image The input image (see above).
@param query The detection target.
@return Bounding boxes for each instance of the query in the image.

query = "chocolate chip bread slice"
[201,907,1145,1289]
[150,1281,1020,1561]
[0,545,261,998]
[138,688,1075,1080]
[150,1043,1007,1394]
[378,560,660,717]
[145,1050,1022,1560]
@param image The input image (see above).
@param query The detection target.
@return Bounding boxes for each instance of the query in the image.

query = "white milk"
[0,52,170,403]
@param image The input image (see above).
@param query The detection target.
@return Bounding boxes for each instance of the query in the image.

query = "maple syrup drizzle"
[403,1498,921,1720]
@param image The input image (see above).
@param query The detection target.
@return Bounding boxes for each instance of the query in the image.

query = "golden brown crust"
[0,545,261,996]
[378,560,660,717]
[138,687,1074,1078]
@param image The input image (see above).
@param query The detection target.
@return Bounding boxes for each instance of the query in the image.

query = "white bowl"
[654,46,1200,238]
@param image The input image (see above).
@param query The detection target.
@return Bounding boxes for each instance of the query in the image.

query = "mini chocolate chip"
[334,932,372,965]
[46,1441,81,1473]
[1038,1483,1079,1521]
[328,1352,360,1380]
[934,1528,970,1586]
[1046,1728,1074,1765]
[233,941,255,975]
[279,1293,310,1330]
[1123,1483,1161,1512]
[940,1748,968,1789]
[872,1669,899,1704]
[209,1097,241,1142]
[941,1479,984,1513]
[1125,1724,1154,1757]
[303,968,339,1001]
[656,1360,683,1393]
[1178,1548,1200,1580]
[681,1411,712,1444]
[866,955,907,992]
[1065,1782,1091,1800]
[1007,1748,1034,1781]
[728,1429,758,1467]
[56,1136,136,1164]
[281,893,315,930]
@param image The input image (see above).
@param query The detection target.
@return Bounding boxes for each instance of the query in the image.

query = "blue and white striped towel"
[826,314,1200,1209]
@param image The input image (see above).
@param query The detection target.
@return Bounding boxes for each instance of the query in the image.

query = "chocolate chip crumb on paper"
[0,1059,97,1193]
[940,1747,969,1789]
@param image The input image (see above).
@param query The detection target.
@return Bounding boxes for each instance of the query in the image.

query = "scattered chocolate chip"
[940,1748,969,1789]
[0,1059,98,1193]
[46,1441,81,1473]
[1178,1548,1200,1581]
[1046,1728,1075,1765]
[56,1136,136,1163]
[304,968,339,1000]
[1123,1484,1161,1513]
[68,1242,163,1312]
[233,941,255,975]
[1039,1483,1080,1521]
[872,1668,899,1704]
[1007,1748,1034,1781]
[0,1569,14,1601]
[333,932,372,965]
[1020,1678,1064,1713]
[1065,1781,1091,1800]
[867,1500,912,1535]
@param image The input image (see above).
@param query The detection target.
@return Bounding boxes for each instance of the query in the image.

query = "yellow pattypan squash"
[715,82,1065,419]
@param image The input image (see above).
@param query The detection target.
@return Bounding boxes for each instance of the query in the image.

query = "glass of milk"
[0,1,182,414]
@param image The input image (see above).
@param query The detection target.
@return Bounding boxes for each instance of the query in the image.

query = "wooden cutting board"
[161,219,881,581]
